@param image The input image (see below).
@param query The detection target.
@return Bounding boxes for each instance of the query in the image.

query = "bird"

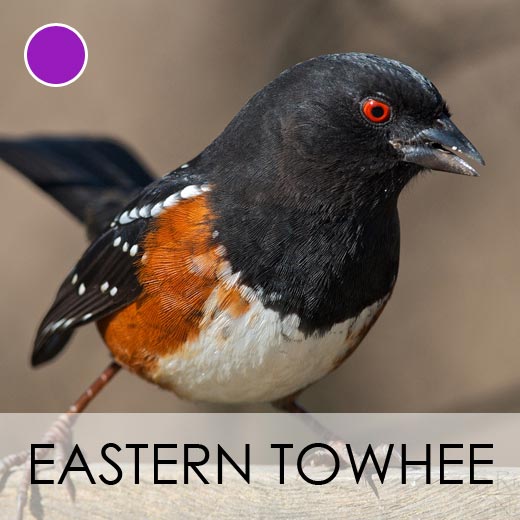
[0,53,483,514]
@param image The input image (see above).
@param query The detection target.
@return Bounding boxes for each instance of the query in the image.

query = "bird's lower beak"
[391,116,485,177]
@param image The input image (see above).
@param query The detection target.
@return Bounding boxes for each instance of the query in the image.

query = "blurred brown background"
[0,0,518,412]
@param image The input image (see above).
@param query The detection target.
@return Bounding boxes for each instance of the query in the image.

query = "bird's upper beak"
[391,115,485,177]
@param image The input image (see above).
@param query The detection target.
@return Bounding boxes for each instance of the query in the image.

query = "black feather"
[31,167,206,365]
[31,329,74,366]
[0,137,155,237]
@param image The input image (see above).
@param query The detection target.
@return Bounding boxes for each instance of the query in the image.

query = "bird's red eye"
[361,98,392,124]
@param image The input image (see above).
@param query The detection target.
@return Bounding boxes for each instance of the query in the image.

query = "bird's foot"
[0,413,76,520]
[302,441,400,498]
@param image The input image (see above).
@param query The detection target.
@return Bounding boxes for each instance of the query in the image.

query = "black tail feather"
[0,136,156,237]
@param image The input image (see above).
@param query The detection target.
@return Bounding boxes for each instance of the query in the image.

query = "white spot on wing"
[139,205,151,218]
[51,319,65,331]
[163,193,180,208]
[180,163,189,169]
[82,313,93,321]
[129,244,138,257]
[113,236,122,247]
[110,286,118,296]
[119,211,132,225]
[122,242,129,252]
[117,185,209,225]
[100,281,109,293]
[78,283,86,296]
[71,274,78,285]
[151,202,163,217]
[180,185,202,199]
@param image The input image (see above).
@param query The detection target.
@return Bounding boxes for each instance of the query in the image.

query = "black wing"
[32,166,208,366]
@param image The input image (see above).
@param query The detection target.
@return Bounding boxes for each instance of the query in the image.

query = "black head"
[206,54,484,331]
[210,53,484,213]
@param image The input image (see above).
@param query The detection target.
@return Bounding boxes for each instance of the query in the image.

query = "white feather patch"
[153,288,389,403]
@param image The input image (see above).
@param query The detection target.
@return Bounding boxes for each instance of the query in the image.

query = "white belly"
[154,291,389,403]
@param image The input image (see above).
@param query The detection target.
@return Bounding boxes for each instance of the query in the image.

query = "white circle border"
[24,23,88,87]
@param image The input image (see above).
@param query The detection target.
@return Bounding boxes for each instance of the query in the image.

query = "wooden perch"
[1,465,518,519]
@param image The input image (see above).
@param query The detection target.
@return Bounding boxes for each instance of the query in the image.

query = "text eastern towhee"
[0,53,483,512]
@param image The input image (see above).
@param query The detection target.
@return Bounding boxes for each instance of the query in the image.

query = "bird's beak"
[391,115,485,177]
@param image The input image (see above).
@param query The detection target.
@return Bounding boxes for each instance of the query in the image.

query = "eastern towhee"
[0,53,484,513]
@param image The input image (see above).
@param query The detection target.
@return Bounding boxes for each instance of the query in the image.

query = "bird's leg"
[0,361,121,520]
[274,398,338,441]
[273,398,352,470]
[273,398,398,497]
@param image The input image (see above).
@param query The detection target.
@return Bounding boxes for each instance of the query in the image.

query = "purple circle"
[25,25,87,86]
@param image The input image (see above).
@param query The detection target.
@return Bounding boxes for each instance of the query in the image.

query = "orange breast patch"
[97,194,250,378]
